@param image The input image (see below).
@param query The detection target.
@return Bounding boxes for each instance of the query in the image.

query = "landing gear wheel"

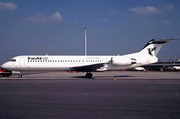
[18,74,22,78]
[18,71,22,78]
[85,73,93,78]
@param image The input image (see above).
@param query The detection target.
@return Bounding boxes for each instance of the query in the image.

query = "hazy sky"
[0,0,180,64]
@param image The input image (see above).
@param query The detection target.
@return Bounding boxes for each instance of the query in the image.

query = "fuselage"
[2,54,158,72]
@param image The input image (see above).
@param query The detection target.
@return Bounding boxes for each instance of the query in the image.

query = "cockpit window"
[11,59,16,62]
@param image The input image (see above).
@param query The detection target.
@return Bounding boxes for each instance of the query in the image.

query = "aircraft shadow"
[72,75,135,79]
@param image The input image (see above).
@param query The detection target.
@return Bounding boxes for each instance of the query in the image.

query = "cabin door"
[20,57,25,68]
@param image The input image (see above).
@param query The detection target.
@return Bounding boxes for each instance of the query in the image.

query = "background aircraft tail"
[139,38,178,57]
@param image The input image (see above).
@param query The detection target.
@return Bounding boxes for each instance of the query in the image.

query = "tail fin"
[139,38,178,57]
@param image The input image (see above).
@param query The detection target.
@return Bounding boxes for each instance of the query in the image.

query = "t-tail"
[139,38,178,57]
[128,38,179,67]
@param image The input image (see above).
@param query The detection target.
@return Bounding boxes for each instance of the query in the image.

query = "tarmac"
[0,71,180,119]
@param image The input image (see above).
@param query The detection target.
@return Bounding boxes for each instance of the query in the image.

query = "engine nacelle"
[112,58,136,66]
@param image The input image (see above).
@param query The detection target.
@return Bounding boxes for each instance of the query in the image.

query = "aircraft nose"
[2,62,10,70]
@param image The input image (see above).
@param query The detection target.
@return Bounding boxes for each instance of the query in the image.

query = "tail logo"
[148,47,156,56]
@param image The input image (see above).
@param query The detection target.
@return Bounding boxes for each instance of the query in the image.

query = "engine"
[111,58,136,66]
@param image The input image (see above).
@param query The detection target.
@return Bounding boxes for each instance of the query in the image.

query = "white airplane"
[131,67,145,71]
[173,66,180,70]
[1,38,178,78]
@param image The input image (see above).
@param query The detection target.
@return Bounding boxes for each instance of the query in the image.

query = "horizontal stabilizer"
[151,38,178,44]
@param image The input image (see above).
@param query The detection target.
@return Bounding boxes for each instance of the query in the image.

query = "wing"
[70,63,106,72]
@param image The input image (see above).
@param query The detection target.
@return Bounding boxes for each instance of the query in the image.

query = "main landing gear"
[18,72,22,78]
[18,74,22,78]
[85,72,93,78]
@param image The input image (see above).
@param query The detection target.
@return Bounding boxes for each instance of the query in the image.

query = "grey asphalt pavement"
[0,71,180,119]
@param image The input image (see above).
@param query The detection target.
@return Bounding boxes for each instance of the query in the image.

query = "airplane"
[1,38,178,78]
[130,67,145,71]
[173,66,180,70]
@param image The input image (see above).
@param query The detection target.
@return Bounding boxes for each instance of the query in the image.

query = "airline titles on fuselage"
[28,57,43,60]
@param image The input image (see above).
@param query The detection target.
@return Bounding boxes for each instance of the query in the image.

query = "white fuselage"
[2,54,158,72]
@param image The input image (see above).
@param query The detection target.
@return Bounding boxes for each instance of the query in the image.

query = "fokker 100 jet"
[1,38,178,78]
